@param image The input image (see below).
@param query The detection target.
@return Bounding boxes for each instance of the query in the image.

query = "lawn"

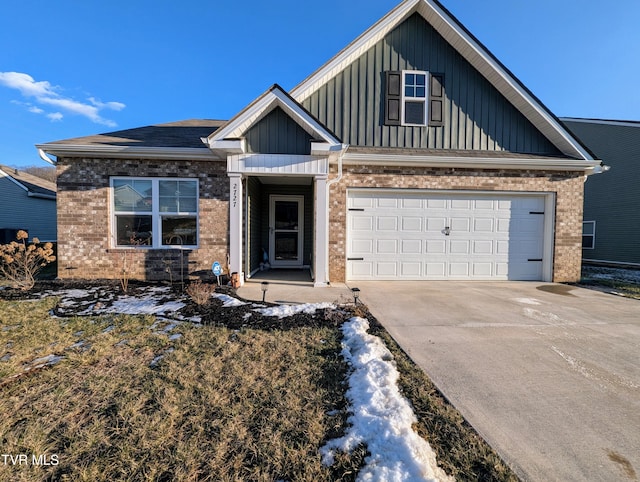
[0,283,518,481]
[580,265,640,299]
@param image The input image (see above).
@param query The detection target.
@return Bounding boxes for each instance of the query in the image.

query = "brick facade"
[56,157,229,281]
[327,165,585,283]
[56,158,585,284]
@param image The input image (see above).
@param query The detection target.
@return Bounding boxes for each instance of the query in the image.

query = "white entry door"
[269,195,304,267]
[347,190,550,281]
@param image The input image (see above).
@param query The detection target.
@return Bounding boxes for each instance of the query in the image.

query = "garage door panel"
[347,191,548,281]
[401,239,422,254]
[376,262,397,276]
[450,217,471,232]
[351,238,373,255]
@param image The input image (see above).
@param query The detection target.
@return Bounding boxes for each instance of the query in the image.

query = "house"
[37,0,604,285]
[561,118,639,267]
[0,164,57,243]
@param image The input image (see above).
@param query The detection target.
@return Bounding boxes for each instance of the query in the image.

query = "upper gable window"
[403,71,427,126]
[384,70,444,127]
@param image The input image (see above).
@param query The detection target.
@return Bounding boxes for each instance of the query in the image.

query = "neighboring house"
[0,164,57,243]
[37,0,604,285]
[561,118,640,267]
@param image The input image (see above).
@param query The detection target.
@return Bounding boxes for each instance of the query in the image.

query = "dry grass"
[0,293,519,481]
[0,299,362,482]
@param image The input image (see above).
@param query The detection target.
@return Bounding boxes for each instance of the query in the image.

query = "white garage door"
[347,190,549,281]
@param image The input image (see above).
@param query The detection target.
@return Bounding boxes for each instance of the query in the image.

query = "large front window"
[112,178,198,248]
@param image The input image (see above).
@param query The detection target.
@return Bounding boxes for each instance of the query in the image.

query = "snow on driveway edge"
[321,316,453,482]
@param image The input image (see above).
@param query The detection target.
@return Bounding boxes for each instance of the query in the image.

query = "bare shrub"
[0,231,55,290]
[185,280,215,305]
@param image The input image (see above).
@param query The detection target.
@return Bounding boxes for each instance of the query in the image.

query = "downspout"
[327,144,349,189]
[37,148,57,166]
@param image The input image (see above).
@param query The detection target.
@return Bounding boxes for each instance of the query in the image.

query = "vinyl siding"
[0,176,57,242]
[563,120,640,264]
[245,107,313,155]
[303,13,560,155]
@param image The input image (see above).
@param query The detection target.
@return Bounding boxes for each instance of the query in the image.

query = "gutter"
[38,148,57,166]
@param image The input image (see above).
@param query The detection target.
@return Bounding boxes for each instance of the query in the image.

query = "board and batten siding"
[245,107,313,155]
[0,176,57,242]
[302,13,559,155]
[562,119,640,265]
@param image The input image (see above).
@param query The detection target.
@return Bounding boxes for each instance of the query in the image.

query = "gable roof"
[202,84,344,156]
[0,165,56,199]
[290,0,593,161]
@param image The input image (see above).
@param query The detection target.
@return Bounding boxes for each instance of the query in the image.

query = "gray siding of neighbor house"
[563,120,640,265]
[303,13,560,154]
[245,107,313,155]
[0,176,57,242]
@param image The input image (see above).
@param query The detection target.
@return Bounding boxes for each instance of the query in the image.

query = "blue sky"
[1,0,638,168]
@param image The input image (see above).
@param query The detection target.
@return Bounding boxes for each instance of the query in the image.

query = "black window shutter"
[429,73,445,127]
[384,71,401,126]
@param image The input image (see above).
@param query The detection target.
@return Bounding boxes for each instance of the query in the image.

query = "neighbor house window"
[384,70,444,127]
[582,221,595,249]
[112,177,198,248]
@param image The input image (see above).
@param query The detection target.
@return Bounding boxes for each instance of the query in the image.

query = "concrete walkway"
[356,281,640,482]
[237,269,353,304]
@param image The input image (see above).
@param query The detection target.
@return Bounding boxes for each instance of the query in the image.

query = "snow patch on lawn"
[321,317,453,482]
[212,293,247,307]
[255,302,334,318]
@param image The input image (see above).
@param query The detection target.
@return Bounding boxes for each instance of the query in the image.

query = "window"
[384,70,444,127]
[112,178,198,248]
[582,221,595,249]
[402,71,427,125]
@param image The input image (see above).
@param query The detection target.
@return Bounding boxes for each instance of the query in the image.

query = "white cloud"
[47,112,63,122]
[0,71,125,127]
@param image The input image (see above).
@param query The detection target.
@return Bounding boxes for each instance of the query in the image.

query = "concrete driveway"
[356,281,640,482]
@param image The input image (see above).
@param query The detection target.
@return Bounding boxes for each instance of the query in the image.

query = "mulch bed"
[0,279,352,331]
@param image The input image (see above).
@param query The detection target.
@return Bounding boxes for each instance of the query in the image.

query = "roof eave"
[343,152,602,173]
[36,144,222,161]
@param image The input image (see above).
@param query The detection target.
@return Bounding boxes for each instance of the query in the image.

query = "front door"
[269,195,304,267]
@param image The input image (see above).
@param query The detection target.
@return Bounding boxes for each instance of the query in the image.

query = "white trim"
[0,168,30,193]
[110,177,199,250]
[206,86,341,149]
[227,154,329,176]
[37,144,219,161]
[290,0,592,161]
[269,195,304,268]
[346,188,554,282]
[228,173,244,284]
[342,152,601,173]
[582,220,596,250]
[401,70,429,126]
[314,175,330,286]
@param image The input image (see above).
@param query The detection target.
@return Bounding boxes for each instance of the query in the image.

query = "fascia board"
[209,88,341,147]
[36,144,221,161]
[343,152,602,173]
[0,168,29,193]
[290,0,591,161]
[417,0,592,161]
[291,0,419,101]
[560,117,640,129]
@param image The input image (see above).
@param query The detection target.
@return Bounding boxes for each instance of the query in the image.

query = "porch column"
[228,173,244,284]
[314,174,329,287]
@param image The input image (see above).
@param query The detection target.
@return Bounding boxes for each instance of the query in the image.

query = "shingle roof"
[0,164,56,197]
[44,119,226,149]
